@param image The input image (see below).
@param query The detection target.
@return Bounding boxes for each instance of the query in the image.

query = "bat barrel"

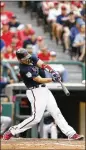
[59,81,70,96]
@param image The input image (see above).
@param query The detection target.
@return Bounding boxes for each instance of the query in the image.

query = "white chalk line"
[20,142,84,148]
[54,142,84,147]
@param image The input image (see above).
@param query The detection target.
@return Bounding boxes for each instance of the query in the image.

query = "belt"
[28,84,46,90]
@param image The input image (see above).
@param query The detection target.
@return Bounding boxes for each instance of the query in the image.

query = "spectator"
[11,33,22,51]
[46,51,69,82]
[0,2,14,24]
[8,15,20,29]
[47,2,60,22]
[37,36,44,49]
[45,63,68,83]
[70,18,84,42]
[41,110,58,139]
[73,24,85,61]
[17,24,35,43]
[26,45,34,55]
[30,36,45,55]
[81,3,86,22]
[50,51,57,61]
[63,12,76,53]
[0,105,12,139]
[4,45,16,60]
[70,1,82,17]
[42,1,50,26]
[1,21,13,47]
[0,55,16,93]
[38,46,51,61]
[52,6,68,43]
[23,33,36,48]
[58,1,70,14]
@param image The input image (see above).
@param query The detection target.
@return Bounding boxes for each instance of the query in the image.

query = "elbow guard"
[41,64,53,73]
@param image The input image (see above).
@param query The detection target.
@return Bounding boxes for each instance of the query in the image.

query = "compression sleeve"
[41,64,53,73]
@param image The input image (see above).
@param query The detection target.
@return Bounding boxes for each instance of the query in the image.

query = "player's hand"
[51,71,61,82]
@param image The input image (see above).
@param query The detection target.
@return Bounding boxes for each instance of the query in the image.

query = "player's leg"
[50,123,58,139]
[46,89,76,138]
[4,87,48,137]
[43,124,50,139]
[1,116,12,135]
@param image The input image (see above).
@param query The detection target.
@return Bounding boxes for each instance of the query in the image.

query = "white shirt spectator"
[58,2,70,14]
[47,8,60,21]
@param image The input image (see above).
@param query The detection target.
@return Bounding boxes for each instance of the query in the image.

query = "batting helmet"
[16,48,31,60]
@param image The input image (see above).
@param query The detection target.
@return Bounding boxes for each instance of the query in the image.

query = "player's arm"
[32,55,61,82]
[37,59,53,73]
[37,59,61,82]
[31,55,53,73]
[33,75,52,83]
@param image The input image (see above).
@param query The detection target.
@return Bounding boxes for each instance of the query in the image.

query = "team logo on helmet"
[24,52,28,57]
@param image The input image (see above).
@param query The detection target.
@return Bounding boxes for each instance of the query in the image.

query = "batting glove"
[51,71,61,82]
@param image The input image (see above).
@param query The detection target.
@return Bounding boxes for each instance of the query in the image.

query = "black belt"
[28,84,46,90]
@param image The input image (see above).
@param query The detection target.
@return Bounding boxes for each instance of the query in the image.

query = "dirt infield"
[1,138,85,150]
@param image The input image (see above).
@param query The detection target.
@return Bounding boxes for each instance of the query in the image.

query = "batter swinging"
[3,48,84,140]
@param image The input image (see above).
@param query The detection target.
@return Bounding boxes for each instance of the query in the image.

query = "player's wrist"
[47,78,52,82]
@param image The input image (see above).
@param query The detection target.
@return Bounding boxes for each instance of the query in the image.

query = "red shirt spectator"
[71,1,82,8]
[11,34,23,51]
[17,24,35,42]
[0,2,14,24]
[4,45,16,59]
[38,46,50,61]
[1,21,13,46]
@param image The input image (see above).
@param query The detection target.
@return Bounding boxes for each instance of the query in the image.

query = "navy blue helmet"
[16,48,31,60]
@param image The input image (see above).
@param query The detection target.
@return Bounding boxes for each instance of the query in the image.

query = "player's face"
[20,59,30,65]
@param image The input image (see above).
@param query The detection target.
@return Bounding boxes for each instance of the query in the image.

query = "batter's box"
[1,138,85,150]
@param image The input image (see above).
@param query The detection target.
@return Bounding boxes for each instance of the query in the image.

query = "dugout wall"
[51,90,86,137]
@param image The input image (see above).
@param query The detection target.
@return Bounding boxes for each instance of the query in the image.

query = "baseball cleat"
[3,130,13,140]
[69,134,84,140]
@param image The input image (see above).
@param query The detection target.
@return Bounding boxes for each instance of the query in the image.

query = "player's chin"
[21,59,29,65]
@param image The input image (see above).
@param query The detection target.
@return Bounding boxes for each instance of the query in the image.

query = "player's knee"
[34,117,41,124]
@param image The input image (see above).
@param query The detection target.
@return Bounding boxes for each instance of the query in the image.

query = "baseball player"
[42,110,58,139]
[3,48,84,140]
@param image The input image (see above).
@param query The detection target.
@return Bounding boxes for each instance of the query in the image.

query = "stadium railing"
[2,60,85,81]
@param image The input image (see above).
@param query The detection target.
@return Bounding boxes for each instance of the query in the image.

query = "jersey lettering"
[26,72,32,78]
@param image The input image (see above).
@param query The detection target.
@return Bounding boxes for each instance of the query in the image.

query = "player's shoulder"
[19,63,30,72]
[31,54,39,64]
[31,54,38,60]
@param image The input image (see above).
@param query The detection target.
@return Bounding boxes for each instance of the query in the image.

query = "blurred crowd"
[0,1,86,93]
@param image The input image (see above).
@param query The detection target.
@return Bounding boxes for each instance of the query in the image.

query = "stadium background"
[1,1,86,144]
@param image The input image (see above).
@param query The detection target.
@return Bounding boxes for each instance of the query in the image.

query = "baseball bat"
[59,81,70,96]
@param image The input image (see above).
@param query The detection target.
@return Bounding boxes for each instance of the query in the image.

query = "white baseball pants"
[1,116,12,135]
[10,87,76,138]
